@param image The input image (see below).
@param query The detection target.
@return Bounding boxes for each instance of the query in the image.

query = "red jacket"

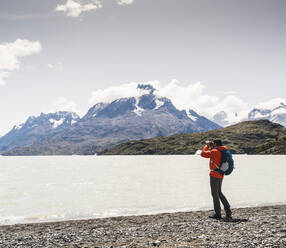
[200,145,228,179]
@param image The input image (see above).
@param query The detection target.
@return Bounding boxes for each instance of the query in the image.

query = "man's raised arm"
[201,144,211,158]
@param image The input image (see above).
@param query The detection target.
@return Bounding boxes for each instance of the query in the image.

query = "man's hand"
[205,140,214,149]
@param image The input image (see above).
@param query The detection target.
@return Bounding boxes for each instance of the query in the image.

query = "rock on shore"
[0,205,285,247]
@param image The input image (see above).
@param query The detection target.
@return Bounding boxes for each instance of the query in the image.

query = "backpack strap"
[210,150,225,174]
[210,159,220,170]
[210,148,223,170]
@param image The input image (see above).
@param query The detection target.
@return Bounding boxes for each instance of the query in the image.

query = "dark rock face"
[188,109,221,131]
[1,91,221,155]
[96,98,137,118]
[81,103,108,120]
[138,94,157,110]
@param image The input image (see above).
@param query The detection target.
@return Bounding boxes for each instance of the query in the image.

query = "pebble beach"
[0,205,285,248]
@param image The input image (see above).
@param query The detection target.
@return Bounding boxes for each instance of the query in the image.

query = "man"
[201,139,232,220]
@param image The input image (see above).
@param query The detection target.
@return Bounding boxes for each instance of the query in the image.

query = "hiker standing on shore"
[201,139,232,220]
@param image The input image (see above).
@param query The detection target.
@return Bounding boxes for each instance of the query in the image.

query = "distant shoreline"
[1,204,285,247]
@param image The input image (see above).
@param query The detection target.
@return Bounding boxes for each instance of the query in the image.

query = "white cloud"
[48,62,63,71]
[0,39,42,71]
[56,0,102,17]
[117,0,134,5]
[156,80,249,123]
[221,90,237,95]
[89,81,159,104]
[218,95,250,123]
[56,0,135,17]
[0,39,42,86]
[0,71,10,86]
[89,79,250,122]
[255,98,286,110]
[51,97,80,114]
[221,95,248,112]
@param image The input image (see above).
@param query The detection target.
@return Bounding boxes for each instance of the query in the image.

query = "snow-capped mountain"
[79,91,221,135]
[0,111,80,154]
[248,102,286,126]
[213,111,229,127]
[187,109,222,131]
[213,100,286,127]
[2,86,221,155]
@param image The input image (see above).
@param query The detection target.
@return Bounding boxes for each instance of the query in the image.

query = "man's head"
[213,139,222,147]
[205,139,223,149]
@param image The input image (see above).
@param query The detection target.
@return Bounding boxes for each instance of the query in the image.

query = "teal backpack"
[214,150,234,176]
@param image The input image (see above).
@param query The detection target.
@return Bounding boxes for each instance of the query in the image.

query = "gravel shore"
[0,205,285,248]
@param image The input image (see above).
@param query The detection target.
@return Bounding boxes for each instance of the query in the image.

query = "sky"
[0,0,286,135]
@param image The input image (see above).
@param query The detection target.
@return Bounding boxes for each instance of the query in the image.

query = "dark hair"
[213,139,222,146]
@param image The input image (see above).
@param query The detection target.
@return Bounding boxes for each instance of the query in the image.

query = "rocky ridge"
[100,120,286,155]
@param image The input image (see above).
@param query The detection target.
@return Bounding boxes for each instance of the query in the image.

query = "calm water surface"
[0,155,285,225]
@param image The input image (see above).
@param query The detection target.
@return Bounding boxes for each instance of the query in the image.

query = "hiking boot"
[209,214,222,220]
[225,209,232,219]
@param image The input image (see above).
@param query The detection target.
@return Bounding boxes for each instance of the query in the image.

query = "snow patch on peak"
[187,110,201,121]
[71,120,77,125]
[134,107,144,116]
[15,123,23,130]
[49,118,64,128]
[154,98,165,110]
[187,112,198,121]
[71,112,79,119]
[133,97,145,116]
[272,107,286,115]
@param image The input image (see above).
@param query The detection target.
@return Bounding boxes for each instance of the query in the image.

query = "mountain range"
[213,101,286,127]
[0,86,220,155]
[0,112,80,154]
[1,84,286,156]
[248,102,286,126]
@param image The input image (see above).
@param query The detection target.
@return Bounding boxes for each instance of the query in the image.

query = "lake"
[0,155,285,225]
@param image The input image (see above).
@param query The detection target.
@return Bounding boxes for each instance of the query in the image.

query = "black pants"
[210,176,230,216]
